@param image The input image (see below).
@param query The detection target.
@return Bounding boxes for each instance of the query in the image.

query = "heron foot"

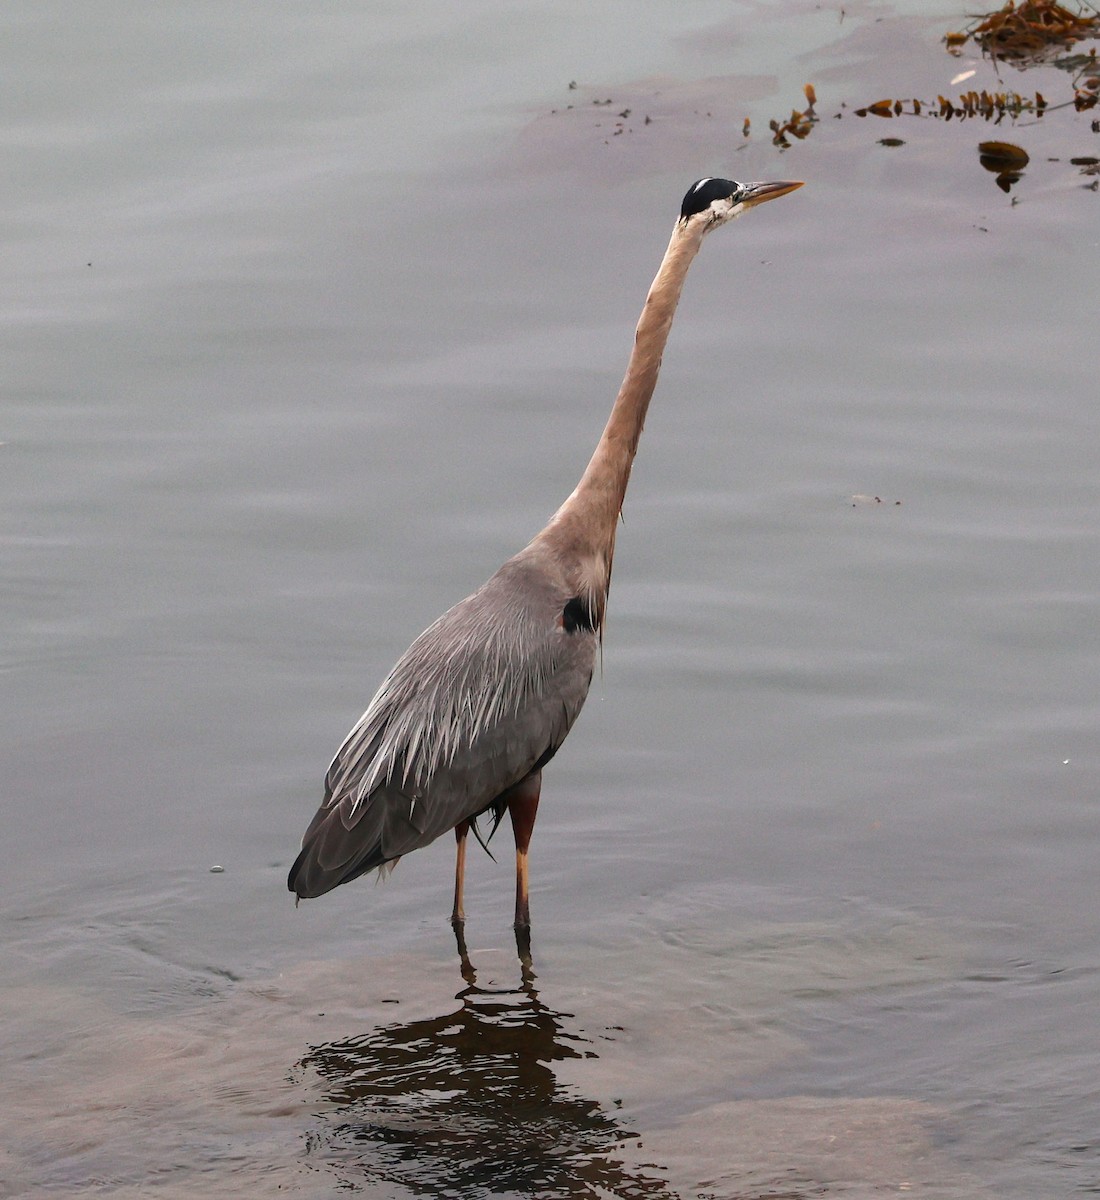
[451,916,476,985]
[513,922,534,979]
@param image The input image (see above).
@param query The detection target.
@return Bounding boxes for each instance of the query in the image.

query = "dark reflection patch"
[298,963,674,1198]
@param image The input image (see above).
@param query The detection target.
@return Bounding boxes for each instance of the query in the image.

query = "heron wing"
[287,548,596,898]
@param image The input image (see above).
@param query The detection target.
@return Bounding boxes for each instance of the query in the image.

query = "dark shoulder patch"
[562,595,596,634]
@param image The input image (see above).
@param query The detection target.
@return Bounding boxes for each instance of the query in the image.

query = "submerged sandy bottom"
[6,895,989,1198]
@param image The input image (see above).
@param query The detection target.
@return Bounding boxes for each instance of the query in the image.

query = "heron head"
[680,177,803,231]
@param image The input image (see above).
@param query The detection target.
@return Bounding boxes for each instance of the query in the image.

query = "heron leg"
[507,770,542,930]
[451,819,471,926]
[514,923,534,979]
[452,914,477,986]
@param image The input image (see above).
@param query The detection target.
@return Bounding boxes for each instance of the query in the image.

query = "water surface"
[3,0,1099,1195]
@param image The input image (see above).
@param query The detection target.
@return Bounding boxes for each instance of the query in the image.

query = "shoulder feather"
[324,550,593,816]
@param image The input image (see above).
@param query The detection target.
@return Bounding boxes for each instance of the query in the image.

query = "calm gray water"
[3,1,1099,1196]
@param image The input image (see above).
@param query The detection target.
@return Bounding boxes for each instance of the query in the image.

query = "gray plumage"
[288,176,802,926]
[289,543,595,898]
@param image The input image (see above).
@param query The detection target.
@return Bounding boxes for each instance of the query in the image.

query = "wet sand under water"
[6,889,989,1198]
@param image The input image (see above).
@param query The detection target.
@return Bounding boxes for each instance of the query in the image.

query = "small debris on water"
[851,494,903,506]
[209,864,225,873]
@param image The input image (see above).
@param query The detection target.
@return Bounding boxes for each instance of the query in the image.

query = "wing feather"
[288,549,596,899]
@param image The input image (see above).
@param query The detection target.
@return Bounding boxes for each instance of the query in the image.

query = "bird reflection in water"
[299,932,673,1197]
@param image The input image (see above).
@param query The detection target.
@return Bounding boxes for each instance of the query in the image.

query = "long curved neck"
[536,218,706,582]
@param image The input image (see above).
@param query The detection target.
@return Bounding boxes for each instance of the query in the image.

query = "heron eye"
[562,596,595,634]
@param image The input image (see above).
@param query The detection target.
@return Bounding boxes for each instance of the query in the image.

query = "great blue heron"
[288,176,802,933]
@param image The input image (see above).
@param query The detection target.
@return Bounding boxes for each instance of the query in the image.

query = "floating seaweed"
[750,0,1098,187]
[978,139,1031,188]
[546,2,1097,194]
[978,139,1031,165]
[945,0,1100,66]
[853,87,1052,121]
[945,0,1100,110]
[752,78,1099,192]
[761,81,1059,142]
[768,84,820,146]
